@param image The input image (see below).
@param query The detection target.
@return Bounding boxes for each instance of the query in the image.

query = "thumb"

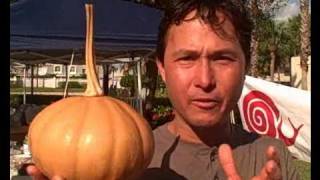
[218,144,241,180]
[52,175,66,180]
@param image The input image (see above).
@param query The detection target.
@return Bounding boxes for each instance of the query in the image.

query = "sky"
[274,0,311,21]
[274,0,300,21]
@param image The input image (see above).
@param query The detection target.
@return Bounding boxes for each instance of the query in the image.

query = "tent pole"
[102,64,109,95]
[137,59,142,98]
[30,65,34,96]
[36,64,39,88]
[23,65,27,104]
[63,50,75,98]
[64,64,68,97]
[137,58,143,115]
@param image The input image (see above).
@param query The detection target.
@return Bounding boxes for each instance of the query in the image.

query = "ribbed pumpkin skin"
[28,96,154,180]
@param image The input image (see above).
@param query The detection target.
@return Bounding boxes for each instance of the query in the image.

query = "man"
[139,0,299,179]
[28,0,299,179]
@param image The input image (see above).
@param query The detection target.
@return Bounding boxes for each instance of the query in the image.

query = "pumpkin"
[28,4,154,180]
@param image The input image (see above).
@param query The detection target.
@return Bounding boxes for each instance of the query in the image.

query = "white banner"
[238,76,310,162]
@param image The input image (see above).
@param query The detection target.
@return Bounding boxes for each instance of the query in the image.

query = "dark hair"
[156,0,252,70]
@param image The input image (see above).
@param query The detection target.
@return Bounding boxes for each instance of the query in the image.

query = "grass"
[293,159,311,180]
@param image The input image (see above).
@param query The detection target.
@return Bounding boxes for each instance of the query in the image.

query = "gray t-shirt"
[139,123,300,180]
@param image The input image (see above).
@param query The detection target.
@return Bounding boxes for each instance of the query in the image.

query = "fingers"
[218,144,241,180]
[26,165,47,180]
[265,146,282,180]
[255,160,281,180]
[266,146,280,168]
[26,165,65,180]
[253,146,282,180]
[52,176,66,180]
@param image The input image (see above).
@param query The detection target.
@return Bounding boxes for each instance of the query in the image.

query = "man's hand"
[26,165,64,180]
[218,144,282,180]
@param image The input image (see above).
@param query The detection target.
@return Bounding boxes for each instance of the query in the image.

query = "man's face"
[157,11,246,128]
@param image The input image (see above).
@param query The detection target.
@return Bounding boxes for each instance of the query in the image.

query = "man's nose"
[194,60,215,91]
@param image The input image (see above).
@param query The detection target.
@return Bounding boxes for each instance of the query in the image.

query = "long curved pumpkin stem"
[84,4,104,97]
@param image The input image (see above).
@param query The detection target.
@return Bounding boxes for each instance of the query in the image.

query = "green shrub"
[78,74,87,79]
[120,74,135,88]
[69,74,87,79]
[10,81,23,88]
[10,95,22,108]
[58,81,85,89]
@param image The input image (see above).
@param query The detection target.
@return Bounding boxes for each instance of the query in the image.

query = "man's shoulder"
[230,125,289,157]
[148,123,180,168]
[152,123,288,150]
[231,125,286,147]
[244,135,288,154]
[253,135,286,147]
[152,123,172,142]
[231,125,300,179]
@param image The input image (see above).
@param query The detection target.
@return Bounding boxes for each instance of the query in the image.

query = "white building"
[291,56,311,91]
[10,59,142,89]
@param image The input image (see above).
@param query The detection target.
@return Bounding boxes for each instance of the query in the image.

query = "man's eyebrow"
[172,48,241,59]
[207,49,241,59]
[172,49,200,57]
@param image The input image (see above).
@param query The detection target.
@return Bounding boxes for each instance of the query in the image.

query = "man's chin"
[187,117,223,128]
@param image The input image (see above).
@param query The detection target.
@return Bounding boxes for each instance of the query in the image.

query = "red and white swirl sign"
[242,90,279,138]
[238,76,310,162]
[242,90,303,146]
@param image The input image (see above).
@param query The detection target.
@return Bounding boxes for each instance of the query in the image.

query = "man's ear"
[156,58,166,83]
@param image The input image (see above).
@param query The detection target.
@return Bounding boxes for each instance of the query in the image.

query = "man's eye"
[175,56,196,67]
[178,56,195,61]
[214,56,236,62]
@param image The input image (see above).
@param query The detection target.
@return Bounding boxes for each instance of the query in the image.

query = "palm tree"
[267,24,284,82]
[260,19,285,82]
[248,0,260,77]
[246,0,286,77]
[299,0,310,90]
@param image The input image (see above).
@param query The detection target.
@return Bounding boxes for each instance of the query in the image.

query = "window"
[69,66,76,75]
[55,66,60,72]
[53,65,62,74]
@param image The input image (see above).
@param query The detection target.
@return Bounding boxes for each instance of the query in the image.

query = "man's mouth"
[191,98,220,110]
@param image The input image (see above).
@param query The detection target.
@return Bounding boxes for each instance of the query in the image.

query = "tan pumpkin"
[28,4,154,180]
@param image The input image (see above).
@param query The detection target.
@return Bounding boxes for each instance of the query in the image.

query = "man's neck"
[167,116,232,147]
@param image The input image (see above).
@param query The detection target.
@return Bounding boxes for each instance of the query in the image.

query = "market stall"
[10,0,162,178]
